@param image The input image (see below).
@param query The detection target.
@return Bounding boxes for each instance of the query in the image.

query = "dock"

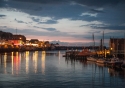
[63,50,125,68]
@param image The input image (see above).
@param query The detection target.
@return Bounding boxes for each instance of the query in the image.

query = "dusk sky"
[0,0,125,46]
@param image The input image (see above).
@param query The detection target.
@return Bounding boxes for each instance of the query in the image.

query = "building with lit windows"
[8,35,26,45]
[109,38,125,58]
[29,39,39,46]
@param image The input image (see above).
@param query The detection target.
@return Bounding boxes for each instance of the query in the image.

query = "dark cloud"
[12,0,68,4]
[0,26,7,29]
[89,9,104,13]
[0,0,125,46]
[42,28,57,31]
[0,0,4,7]
[11,0,125,7]
[91,25,125,30]
[0,14,6,17]
[33,26,57,32]
[30,17,57,24]
[1,27,70,37]
[15,18,27,24]
[73,0,125,7]
[30,17,40,22]
[38,20,58,24]
[33,26,41,29]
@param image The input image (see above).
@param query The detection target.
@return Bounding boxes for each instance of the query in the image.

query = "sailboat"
[87,33,97,62]
[96,31,108,64]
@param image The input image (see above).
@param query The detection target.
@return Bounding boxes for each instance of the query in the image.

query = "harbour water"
[0,51,125,88]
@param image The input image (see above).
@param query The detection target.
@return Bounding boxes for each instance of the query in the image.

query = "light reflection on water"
[0,51,125,88]
[41,51,45,75]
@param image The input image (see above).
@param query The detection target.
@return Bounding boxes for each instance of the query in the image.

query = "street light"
[111,47,112,50]
[110,47,113,57]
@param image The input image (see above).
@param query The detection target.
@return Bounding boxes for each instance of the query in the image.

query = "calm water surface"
[0,51,125,88]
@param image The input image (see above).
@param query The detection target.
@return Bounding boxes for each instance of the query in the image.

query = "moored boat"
[87,56,97,62]
[107,58,123,67]
[96,58,109,64]
[121,61,125,69]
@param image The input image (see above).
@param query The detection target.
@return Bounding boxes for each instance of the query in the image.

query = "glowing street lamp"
[111,47,112,50]
[110,47,113,56]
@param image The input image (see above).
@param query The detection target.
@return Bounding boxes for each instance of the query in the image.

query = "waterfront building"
[44,41,51,47]
[8,35,26,45]
[109,38,125,58]
[26,40,30,44]
[29,39,39,46]
[0,31,13,40]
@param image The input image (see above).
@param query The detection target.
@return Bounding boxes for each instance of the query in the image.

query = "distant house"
[8,35,26,45]
[29,39,39,46]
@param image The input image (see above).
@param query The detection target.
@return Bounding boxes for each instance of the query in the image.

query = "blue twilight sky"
[0,0,125,46]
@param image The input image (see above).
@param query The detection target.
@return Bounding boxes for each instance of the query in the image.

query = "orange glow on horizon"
[26,35,92,42]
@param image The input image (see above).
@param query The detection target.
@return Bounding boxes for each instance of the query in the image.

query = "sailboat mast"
[117,39,118,57]
[103,31,104,50]
[102,31,104,56]
[92,33,95,51]
[124,33,125,60]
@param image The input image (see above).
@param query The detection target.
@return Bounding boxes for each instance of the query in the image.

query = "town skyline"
[0,0,125,46]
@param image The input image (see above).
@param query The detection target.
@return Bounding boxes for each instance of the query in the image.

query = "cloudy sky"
[0,0,125,46]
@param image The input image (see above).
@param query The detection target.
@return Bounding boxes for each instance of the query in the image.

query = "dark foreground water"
[0,51,125,88]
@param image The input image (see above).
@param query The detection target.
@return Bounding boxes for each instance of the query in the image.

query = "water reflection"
[25,51,29,74]
[4,53,7,74]
[11,52,13,75]
[33,51,38,73]
[65,58,125,87]
[13,52,20,75]
[108,67,125,77]
[65,58,88,67]
[0,51,125,88]
[41,51,46,74]
[58,51,60,64]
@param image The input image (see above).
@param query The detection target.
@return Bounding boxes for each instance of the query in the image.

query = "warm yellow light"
[4,45,8,48]
[111,48,112,50]
[107,51,110,53]
[20,38,22,39]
